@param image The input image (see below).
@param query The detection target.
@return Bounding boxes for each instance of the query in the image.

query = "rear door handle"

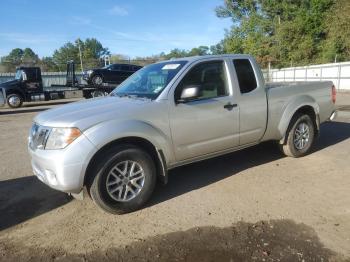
[223,103,238,110]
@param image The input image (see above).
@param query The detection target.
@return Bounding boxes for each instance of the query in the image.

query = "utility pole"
[78,41,84,72]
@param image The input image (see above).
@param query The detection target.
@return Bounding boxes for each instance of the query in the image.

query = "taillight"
[332,85,336,104]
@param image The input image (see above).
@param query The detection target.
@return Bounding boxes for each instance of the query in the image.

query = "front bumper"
[29,134,97,194]
[82,74,91,81]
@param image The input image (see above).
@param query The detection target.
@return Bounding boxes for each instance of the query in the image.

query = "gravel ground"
[0,94,350,262]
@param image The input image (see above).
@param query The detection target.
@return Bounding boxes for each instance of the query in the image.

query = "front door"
[169,60,239,161]
[105,65,120,83]
[119,65,133,83]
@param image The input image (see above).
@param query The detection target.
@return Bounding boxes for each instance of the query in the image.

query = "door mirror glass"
[22,71,27,81]
[178,85,202,103]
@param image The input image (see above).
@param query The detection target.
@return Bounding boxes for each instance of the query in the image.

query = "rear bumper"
[29,135,97,194]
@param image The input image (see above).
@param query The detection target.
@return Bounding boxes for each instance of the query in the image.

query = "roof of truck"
[160,54,254,63]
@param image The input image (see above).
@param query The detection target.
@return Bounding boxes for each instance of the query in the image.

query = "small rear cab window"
[233,59,257,94]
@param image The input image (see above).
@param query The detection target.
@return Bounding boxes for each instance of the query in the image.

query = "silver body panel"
[28,55,336,193]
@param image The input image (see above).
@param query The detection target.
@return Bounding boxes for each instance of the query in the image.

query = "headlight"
[87,70,93,75]
[45,127,82,150]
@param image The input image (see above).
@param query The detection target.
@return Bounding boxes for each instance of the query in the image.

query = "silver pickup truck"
[28,55,337,214]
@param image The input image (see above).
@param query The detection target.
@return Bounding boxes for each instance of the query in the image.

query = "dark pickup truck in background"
[0,62,129,108]
[82,63,142,87]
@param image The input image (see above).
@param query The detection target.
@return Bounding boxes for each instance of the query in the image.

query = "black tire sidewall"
[7,94,23,108]
[90,146,156,214]
[92,91,104,97]
[92,75,103,87]
[287,114,315,157]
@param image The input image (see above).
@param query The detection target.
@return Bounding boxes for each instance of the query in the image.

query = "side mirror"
[22,72,27,81]
[177,85,202,103]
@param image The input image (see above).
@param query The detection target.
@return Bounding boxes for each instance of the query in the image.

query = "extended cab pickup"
[28,55,337,214]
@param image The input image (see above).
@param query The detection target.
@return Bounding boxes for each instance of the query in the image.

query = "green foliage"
[5,48,24,64]
[210,42,225,55]
[0,48,39,72]
[22,48,39,64]
[40,57,60,72]
[0,38,110,72]
[320,0,350,62]
[216,0,339,67]
[188,46,210,56]
[53,38,109,71]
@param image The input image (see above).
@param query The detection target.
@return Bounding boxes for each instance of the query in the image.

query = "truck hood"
[0,79,19,89]
[34,96,152,130]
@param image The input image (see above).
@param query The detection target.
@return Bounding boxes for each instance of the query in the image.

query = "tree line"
[216,0,350,67]
[1,0,349,72]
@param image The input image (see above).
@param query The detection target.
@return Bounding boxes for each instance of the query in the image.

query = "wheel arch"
[84,136,168,189]
[5,89,25,99]
[5,89,25,108]
[280,104,319,144]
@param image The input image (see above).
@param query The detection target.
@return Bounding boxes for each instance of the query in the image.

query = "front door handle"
[223,103,237,110]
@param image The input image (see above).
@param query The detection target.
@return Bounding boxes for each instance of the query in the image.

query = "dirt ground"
[0,93,350,261]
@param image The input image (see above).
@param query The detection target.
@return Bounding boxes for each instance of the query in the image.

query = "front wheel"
[280,114,315,158]
[91,75,103,87]
[88,145,156,214]
[7,93,23,108]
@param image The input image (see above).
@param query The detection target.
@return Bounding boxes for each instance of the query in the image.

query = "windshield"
[15,69,23,80]
[111,61,187,99]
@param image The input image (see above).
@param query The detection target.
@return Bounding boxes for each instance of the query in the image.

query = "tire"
[88,145,156,214]
[7,93,23,108]
[91,75,103,87]
[280,114,315,158]
[92,90,106,97]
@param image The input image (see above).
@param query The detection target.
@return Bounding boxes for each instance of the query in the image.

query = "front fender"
[83,119,175,164]
[278,95,320,140]
[3,88,25,98]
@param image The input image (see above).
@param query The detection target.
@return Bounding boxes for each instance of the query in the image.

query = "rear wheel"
[280,114,315,158]
[91,75,103,87]
[7,93,23,108]
[88,145,156,214]
[92,90,107,97]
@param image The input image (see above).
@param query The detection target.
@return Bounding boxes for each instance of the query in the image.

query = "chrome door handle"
[223,103,237,110]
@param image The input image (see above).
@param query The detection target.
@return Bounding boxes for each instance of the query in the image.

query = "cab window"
[175,61,229,101]
[233,59,257,94]
[110,65,120,70]
[121,65,130,71]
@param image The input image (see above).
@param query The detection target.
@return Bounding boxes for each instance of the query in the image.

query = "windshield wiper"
[112,93,152,101]
[111,93,129,98]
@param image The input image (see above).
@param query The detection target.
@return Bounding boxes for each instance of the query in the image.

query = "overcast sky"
[0,0,232,58]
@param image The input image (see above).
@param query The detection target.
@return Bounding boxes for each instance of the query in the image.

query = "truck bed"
[263,81,335,141]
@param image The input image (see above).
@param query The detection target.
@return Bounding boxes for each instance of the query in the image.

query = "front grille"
[29,123,51,150]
